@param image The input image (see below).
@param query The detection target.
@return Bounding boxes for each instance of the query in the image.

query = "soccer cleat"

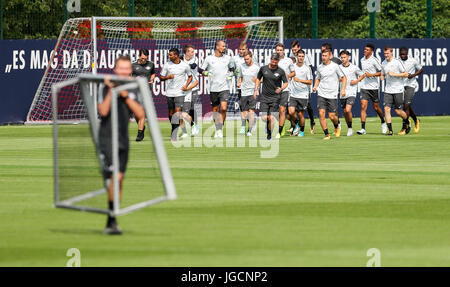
[275,133,281,139]
[414,119,420,134]
[267,133,272,140]
[246,131,252,137]
[280,126,286,137]
[292,123,300,136]
[357,129,366,135]
[335,126,341,138]
[297,131,305,137]
[287,126,294,134]
[310,124,316,134]
[240,126,246,134]
[405,120,411,134]
[104,225,122,235]
[347,128,353,137]
[136,130,145,142]
[180,133,188,139]
[323,134,331,140]
[381,122,388,134]
[386,131,393,136]
[397,129,406,135]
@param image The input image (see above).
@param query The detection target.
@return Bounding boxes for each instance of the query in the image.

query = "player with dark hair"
[254,53,289,140]
[339,50,365,136]
[275,43,295,138]
[132,49,155,141]
[199,40,235,138]
[381,46,409,136]
[321,43,342,65]
[289,49,313,137]
[160,48,193,141]
[98,55,145,235]
[289,40,316,134]
[237,51,259,136]
[313,49,346,140]
[399,46,423,134]
[180,44,200,137]
[358,43,387,135]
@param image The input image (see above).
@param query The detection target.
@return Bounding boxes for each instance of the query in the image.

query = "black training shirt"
[257,65,288,103]
[132,60,155,81]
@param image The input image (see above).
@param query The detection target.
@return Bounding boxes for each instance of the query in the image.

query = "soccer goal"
[27,16,283,124]
[52,74,176,216]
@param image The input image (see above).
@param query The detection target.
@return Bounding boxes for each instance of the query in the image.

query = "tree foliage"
[2,0,448,39]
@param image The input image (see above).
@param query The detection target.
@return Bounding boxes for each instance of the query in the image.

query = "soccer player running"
[275,43,295,138]
[321,43,342,131]
[160,48,193,141]
[254,53,288,140]
[312,49,346,140]
[233,41,255,134]
[399,46,424,134]
[180,44,200,138]
[237,51,259,136]
[289,49,313,137]
[289,40,316,134]
[359,43,388,135]
[98,55,145,235]
[380,46,410,136]
[339,50,365,136]
[132,49,156,141]
[199,40,235,138]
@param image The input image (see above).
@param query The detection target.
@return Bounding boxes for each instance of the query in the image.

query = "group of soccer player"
[132,39,424,141]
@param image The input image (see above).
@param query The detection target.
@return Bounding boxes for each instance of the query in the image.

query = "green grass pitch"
[0,116,449,267]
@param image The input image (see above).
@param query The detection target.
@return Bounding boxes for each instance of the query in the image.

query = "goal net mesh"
[27,17,281,123]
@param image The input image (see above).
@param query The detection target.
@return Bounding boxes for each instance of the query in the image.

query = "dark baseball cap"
[271,53,280,60]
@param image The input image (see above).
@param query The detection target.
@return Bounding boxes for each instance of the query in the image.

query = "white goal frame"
[52,74,176,216]
[26,16,284,124]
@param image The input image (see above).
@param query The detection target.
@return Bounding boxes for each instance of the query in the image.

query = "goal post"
[52,74,176,216]
[27,16,284,124]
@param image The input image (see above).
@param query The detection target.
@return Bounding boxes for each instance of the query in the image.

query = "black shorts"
[404,86,415,105]
[100,146,129,179]
[289,97,309,111]
[361,89,380,103]
[166,96,184,111]
[384,93,404,109]
[280,91,289,107]
[260,99,280,115]
[182,91,199,113]
[317,96,338,113]
[340,96,356,110]
[240,95,257,111]
[210,90,229,107]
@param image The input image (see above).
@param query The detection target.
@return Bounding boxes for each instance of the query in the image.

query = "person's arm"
[408,61,424,79]
[340,75,347,98]
[312,78,320,93]
[293,77,313,85]
[159,64,173,81]
[149,64,156,85]
[254,69,263,99]
[388,62,408,78]
[124,93,145,121]
[182,75,193,91]
[351,68,365,86]
[238,76,243,89]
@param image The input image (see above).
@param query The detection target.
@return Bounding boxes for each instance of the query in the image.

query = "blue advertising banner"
[0,38,448,124]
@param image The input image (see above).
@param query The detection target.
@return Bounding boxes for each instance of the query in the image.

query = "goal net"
[27,17,283,124]
[52,74,176,216]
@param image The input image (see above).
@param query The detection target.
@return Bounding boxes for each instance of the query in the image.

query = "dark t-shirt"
[257,65,288,103]
[132,60,155,81]
[99,87,132,151]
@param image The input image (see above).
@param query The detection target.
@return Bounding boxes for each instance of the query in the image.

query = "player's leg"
[404,86,419,133]
[288,105,297,135]
[167,97,176,138]
[394,93,409,135]
[247,96,257,135]
[383,93,394,135]
[239,90,247,133]
[278,91,289,138]
[328,98,340,138]
[358,90,369,134]
[317,96,330,139]
[136,116,146,141]
[180,98,192,138]
[307,94,316,134]
[189,91,200,135]
[370,90,387,133]
[297,109,306,137]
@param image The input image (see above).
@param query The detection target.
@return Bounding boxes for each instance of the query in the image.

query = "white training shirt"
[339,63,364,98]
[381,58,407,94]
[160,60,192,98]
[290,63,312,99]
[316,61,344,99]
[200,54,234,92]
[238,62,260,97]
[401,57,422,88]
[360,55,382,90]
